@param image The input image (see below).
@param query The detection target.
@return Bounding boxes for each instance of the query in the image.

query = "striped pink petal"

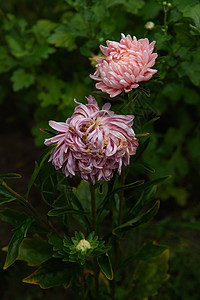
[44,96,138,184]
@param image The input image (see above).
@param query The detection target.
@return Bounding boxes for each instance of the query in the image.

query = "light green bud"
[145,21,155,30]
[76,239,91,251]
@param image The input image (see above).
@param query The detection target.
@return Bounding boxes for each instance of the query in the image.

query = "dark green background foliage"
[0,0,200,299]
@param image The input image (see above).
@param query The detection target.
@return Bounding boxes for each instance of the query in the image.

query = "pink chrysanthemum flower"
[44,95,138,184]
[90,33,158,98]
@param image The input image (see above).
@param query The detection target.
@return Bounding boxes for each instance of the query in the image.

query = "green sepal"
[112,201,160,237]
[98,253,113,280]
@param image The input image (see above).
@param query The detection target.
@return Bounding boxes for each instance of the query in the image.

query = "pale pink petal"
[44,96,138,184]
[90,33,158,97]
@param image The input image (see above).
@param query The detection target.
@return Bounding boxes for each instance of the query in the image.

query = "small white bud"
[167,2,172,8]
[163,1,167,5]
[145,21,155,30]
[76,239,91,251]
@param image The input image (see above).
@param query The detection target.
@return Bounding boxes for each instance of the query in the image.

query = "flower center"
[80,119,101,144]
[76,239,91,251]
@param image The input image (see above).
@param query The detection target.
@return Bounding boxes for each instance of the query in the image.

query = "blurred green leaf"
[106,0,144,14]
[37,75,65,107]
[48,25,76,49]
[183,4,200,27]
[132,249,169,298]
[134,241,168,261]
[11,68,35,91]
[0,46,17,73]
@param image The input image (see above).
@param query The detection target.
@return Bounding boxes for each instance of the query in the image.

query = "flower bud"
[145,21,155,30]
[163,1,167,5]
[167,2,172,8]
[76,239,91,252]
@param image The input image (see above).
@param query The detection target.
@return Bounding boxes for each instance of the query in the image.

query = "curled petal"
[90,34,158,97]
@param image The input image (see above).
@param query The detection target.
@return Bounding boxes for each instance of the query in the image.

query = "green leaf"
[22,259,74,288]
[136,162,155,173]
[25,144,56,199]
[133,137,150,161]
[0,173,22,180]
[142,117,160,130]
[0,197,16,205]
[129,186,157,219]
[0,208,47,234]
[4,217,34,269]
[132,249,170,299]
[48,208,89,217]
[97,180,144,218]
[98,253,113,280]
[47,231,63,251]
[0,208,28,227]
[127,176,171,199]
[112,201,160,237]
[17,235,53,266]
[11,69,35,91]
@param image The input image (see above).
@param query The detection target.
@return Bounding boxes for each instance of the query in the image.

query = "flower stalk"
[90,183,99,296]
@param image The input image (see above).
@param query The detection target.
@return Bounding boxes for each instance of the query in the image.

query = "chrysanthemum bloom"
[90,33,158,98]
[44,95,138,184]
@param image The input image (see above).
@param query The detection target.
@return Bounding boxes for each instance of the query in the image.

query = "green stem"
[90,183,99,296]
[0,181,61,238]
[90,184,96,234]
[163,6,168,35]
[81,267,85,297]
[112,168,126,297]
